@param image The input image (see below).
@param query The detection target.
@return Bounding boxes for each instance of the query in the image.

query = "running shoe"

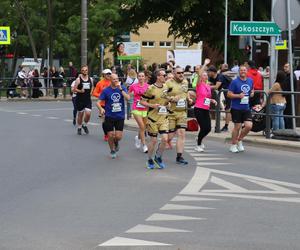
[237,141,245,152]
[111,150,117,159]
[194,145,204,152]
[142,144,148,153]
[103,135,108,141]
[77,128,82,135]
[229,144,239,153]
[176,157,188,165]
[115,141,120,152]
[82,125,89,134]
[135,135,141,149]
[147,159,155,169]
[154,155,166,169]
[221,125,229,132]
[73,118,76,126]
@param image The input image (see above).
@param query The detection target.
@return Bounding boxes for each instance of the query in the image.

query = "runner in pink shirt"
[194,71,217,152]
[128,72,149,153]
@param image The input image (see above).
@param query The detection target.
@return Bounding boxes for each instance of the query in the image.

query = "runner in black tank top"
[74,65,94,135]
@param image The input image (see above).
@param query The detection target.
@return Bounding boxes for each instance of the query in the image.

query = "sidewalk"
[125,118,300,151]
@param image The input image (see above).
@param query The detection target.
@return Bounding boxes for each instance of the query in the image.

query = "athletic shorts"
[132,109,148,118]
[231,109,252,124]
[168,111,187,132]
[76,99,92,112]
[104,117,125,132]
[224,93,231,110]
[146,117,169,137]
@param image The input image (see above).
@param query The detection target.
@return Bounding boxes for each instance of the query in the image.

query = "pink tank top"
[195,82,212,110]
[129,82,149,111]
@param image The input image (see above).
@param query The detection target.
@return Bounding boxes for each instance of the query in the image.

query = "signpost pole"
[224,0,228,64]
[287,0,296,129]
[249,0,253,60]
[270,0,277,90]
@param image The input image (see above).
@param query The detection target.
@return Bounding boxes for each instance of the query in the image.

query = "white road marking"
[160,204,214,210]
[196,162,232,166]
[171,196,221,202]
[88,122,99,126]
[99,237,171,246]
[146,213,205,221]
[46,116,59,119]
[188,153,224,157]
[14,108,72,112]
[180,167,210,194]
[180,167,300,203]
[31,114,41,117]
[194,157,228,161]
[17,112,28,115]
[206,176,249,192]
[64,119,73,122]
[126,224,191,233]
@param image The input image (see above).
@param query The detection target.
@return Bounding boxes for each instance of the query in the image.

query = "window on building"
[176,41,189,48]
[142,41,155,47]
[159,41,172,48]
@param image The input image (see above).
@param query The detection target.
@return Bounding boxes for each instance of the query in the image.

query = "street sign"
[275,39,287,50]
[273,0,300,31]
[0,26,11,45]
[230,21,281,36]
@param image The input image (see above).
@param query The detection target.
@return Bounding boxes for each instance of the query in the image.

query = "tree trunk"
[47,0,54,67]
[14,0,38,62]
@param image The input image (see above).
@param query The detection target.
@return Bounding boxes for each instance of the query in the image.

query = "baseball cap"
[102,69,112,74]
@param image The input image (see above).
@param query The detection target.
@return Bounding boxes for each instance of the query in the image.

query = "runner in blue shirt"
[97,73,130,159]
[227,65,254,153]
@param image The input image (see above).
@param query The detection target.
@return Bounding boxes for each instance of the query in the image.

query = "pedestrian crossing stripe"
[0,26,10,45]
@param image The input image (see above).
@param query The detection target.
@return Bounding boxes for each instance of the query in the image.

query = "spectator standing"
[231,60,239,74]
[269,71,287,131]
[67,61,78,87]
[32,69,41,98]
[283,63,298,129]
[294,65,300,81]
[247,60,264,107]
[51,66,60,98]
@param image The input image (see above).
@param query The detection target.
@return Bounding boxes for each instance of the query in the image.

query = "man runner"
[165,67,191,165]
[74,65,94,135]
[97,74,130,159]
[140,69,169,169]
[93,69,112,141]
[227,65,254,153]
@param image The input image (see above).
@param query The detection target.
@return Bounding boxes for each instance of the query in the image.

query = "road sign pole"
[224,0,228,64]
[287,0,296,129]
[270,0,277,89]
[249,0,253,60]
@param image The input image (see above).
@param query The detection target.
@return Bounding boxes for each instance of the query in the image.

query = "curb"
[124,122,300,151]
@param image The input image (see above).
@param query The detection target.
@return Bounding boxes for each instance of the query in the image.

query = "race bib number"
[176,98,186,108]
[240,96,249,105]
[112,103,122,112]
[82,82,90,89]
[204,98,210,106]
[136,101,145,108]
[158,106,168,115]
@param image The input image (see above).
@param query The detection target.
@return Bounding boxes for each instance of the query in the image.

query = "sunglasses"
[176,72,184,74]
[105,73,112,75]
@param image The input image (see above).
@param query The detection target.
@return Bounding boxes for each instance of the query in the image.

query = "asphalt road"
[0,101,300,250]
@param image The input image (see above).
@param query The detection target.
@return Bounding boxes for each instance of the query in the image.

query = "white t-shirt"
[294,70,300,80]
[71,81,77,97]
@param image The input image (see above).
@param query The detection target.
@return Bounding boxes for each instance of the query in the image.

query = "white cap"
[102,69,112,74]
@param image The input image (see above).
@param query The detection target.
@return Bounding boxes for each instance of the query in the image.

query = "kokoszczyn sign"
[230,21,281,36]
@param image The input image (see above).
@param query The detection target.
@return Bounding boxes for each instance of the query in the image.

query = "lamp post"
[224,0,228,64]
[249,0,253,60]
[81,0,88,66]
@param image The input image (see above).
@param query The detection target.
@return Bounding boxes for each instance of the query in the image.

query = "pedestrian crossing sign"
[0,26,11,45]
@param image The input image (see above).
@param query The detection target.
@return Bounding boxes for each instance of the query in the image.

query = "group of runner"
[71,59,255,168]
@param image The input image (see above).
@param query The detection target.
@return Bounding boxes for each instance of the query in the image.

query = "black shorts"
[104,117,125,132]
[76,99,92,112]
[224,93,231,110]
[230,109,252,124]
